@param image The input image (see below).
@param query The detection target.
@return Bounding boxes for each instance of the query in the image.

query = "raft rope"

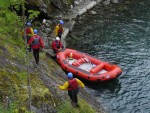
[83,54,94,67]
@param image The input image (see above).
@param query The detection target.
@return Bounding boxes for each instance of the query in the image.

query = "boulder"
[89,10,97,15]
[77,8,87,15]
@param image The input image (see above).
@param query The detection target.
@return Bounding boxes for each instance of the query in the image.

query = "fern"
[28,10,40,20]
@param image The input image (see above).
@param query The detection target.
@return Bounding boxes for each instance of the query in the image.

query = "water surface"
[66,1,150,113]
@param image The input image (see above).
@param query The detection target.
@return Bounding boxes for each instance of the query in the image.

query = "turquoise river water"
[66,0,150,113]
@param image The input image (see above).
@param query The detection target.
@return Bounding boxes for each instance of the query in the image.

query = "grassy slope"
[0,33,98,113]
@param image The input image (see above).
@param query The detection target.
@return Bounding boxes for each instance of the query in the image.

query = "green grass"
[0,101,33,113]
[57,99,96,113]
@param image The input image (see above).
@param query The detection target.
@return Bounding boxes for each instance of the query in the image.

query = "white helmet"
[56,37,60,41]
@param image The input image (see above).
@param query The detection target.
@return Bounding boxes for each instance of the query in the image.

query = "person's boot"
[71,101,75,107]
[27,47,31,52]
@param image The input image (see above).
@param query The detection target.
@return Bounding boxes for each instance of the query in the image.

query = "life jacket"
[26,27,31,35]
[55,40,60,48]
[58,26,63,33]
[68,78,78,90]
[32,36,40,46]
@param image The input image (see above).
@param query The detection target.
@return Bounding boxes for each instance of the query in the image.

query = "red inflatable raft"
[56,48,122,82]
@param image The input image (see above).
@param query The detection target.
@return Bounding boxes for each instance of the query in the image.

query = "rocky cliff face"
[25,0,70,18]
[25,0,126,19]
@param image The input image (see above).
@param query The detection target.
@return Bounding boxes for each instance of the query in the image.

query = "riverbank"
[40,1,107,113]
[38,0,126,112]
[40,0,113,112]
[44,1,99,56]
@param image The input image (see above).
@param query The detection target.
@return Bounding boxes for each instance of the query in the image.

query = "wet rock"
[46,20,52,25]
[74,1,80,6]
[70,5,73,9]
[39,3,47,14]
[45,28,52,34]
[45,49,56,58]
[89,10,97,15]
[96,0,102,3]
[64,21,76,31]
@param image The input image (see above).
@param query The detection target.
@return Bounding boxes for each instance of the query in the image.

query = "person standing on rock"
[28,29,44,66]
[59,72,85,107]
[54,20,64,40]
[52,37,63,54]
[25,22,34,52]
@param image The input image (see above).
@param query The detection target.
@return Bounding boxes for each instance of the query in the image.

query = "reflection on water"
[85,78,121,93]
[66,0,150,113]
